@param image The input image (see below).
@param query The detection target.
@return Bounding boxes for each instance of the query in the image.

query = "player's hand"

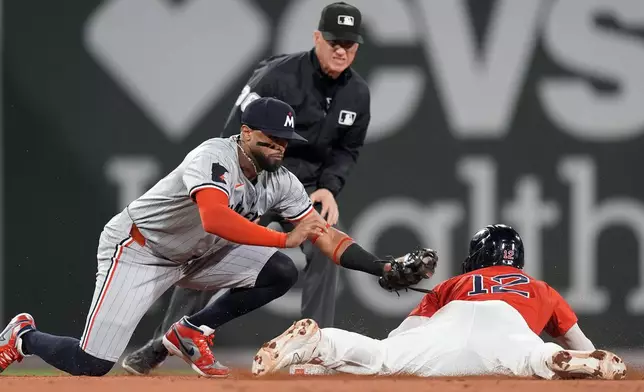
[285,217,328,248]
[310,188,339,226]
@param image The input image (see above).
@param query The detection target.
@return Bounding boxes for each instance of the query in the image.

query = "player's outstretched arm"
[546,286,595,351]
[293,209,389,277]
[292,209,438,284]
[291,211,437,291]
[555,323,595,351]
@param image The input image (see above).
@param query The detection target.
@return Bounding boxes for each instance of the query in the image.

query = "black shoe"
[121,339,169,375]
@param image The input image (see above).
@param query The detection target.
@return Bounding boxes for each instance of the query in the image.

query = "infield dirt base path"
[2,371,644,392]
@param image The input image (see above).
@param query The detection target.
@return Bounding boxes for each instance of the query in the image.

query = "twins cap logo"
[338,110,356,126]
[337,15,354,26]
[284,112,295,128]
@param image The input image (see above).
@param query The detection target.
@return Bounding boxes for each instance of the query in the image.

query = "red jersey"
[409,266,577,337]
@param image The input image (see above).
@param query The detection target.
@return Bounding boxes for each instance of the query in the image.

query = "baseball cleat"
[547,349,627,380]
[0,313,36,373]
[121,338,168,376]
[162,316,229,378]
[252,318,322,377]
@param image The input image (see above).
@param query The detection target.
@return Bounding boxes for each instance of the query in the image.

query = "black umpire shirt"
[222,49,371,197]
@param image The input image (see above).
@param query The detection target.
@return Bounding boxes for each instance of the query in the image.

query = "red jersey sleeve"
[543,286,578,337]
[408,282,444,318]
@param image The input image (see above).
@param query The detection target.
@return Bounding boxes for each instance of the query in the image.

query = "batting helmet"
[461,224,525,273]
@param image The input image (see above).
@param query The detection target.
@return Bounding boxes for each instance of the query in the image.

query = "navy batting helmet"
[461,224,525,273]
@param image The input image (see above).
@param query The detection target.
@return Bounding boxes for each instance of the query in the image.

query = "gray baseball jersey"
[126,136,313,263]
[79,136,314,361]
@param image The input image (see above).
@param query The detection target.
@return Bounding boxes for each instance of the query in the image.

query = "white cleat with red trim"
[0,313,36,373]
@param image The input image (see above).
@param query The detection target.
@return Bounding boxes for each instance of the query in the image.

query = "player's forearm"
[557,323,595,351]
[314,228,386,276]
[196,189,287,248]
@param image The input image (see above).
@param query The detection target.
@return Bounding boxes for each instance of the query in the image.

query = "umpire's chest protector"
[277,51,370,162]
[223,50,371,192]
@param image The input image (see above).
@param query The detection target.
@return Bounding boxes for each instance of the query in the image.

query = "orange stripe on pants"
[81,237,134,350]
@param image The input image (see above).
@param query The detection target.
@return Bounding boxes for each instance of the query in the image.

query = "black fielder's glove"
[378,247,438,293]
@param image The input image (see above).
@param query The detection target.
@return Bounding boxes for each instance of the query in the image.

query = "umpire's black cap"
[241,97,307,142]
[318,2,363,44]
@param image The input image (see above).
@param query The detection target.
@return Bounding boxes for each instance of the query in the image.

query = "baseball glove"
[378,247,438,293]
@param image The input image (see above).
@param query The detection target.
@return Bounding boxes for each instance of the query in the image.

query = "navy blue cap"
[318,2,363,44]
[241,97,307,142]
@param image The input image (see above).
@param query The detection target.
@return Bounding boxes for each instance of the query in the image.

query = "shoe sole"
[121,358,166,376]
[162,334,229,378]
[121,359,148,376]
[252,318,320,377]
[549,349,627,380]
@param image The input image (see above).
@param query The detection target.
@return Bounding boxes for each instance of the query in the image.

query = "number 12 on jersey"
[467,273,531,298]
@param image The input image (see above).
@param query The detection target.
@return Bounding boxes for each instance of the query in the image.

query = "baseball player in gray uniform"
[0,97,425,377]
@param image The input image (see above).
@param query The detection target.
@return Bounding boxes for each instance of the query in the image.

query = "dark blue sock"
[186,251,297,329]
[21,331,114,376]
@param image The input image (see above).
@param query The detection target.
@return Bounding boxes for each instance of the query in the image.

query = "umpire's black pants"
[149,208,339,345]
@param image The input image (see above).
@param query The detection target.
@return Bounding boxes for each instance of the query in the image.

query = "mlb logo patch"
[338,110,356,126]
[337,15,354,26]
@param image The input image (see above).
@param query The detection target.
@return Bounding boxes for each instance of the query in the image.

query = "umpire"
[122,1,370,375]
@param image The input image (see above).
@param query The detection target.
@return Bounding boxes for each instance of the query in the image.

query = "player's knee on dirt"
[255,251,298,294]
[74,349,115,376]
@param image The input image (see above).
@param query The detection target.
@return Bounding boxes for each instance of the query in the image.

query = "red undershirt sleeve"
[195,188,287,248]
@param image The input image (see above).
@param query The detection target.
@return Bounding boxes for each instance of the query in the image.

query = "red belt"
[130,223,146,246]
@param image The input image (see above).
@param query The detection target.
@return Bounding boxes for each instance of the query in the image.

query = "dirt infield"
[2,371,644,392]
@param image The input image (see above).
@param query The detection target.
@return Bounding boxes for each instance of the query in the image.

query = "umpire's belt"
[130,223,146,247]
